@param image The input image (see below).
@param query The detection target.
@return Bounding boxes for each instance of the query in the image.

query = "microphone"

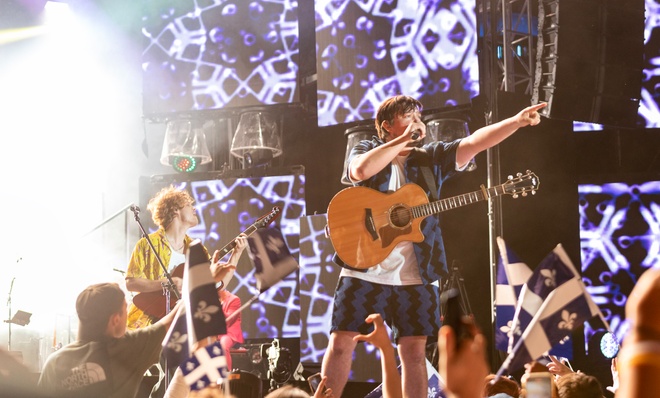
[130,204,140,213]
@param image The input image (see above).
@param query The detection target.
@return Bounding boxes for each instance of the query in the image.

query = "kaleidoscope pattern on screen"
[640,0,660,127]
[143,174,305,339]
[579,181,660,346]
[315,0,479,127]
[142,0,299,117]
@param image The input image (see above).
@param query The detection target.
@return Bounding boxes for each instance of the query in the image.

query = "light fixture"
[160,119,212,173]
[587,329,620,359]
[340,124,377,185]
[423,116,477,172]
[600,331,619,359]
[230,109,282,168]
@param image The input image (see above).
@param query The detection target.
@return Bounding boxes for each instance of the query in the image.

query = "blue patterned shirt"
[344,136,463,284]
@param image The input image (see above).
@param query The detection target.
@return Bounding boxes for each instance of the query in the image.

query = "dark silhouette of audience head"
[484,373,521,397]
[555,372,603,398]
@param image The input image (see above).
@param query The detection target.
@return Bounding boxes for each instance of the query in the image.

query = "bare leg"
[398,336,428,398]
[321,331,358,397]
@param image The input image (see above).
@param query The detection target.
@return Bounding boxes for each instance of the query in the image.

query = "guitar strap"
[332,253,368,273]
[420,166,439,201]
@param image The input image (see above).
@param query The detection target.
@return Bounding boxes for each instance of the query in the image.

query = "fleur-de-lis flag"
[496,244,605,376]
[181,341,229,391]
[495,237,532,352]
[162,239,227,371]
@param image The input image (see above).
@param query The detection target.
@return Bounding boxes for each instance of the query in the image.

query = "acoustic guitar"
[132,206,281,320]
[326,170,539,269]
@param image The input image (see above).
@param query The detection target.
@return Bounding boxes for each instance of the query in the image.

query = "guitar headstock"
[504,170,540,198]
[255,206,281,228]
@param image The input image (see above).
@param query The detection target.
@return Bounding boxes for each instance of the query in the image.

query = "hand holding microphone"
[407,120,425,147]
[408,116,425,142]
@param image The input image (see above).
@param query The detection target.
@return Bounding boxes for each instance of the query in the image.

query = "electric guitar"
[132,206,281,320]
[326,170,539,269]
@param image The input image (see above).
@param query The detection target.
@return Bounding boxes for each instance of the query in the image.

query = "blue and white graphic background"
[141,0,299,116]
[579,181,660,346]
[315,0,479,127]
[140,0,660,128]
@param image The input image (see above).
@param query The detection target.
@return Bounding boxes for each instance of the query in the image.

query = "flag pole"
[225,294,260,324]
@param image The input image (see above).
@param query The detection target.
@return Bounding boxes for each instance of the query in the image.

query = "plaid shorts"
[330,277,441,341]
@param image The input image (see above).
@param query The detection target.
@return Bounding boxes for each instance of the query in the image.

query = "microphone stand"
[129,206,178,389]
[6,276,15,351]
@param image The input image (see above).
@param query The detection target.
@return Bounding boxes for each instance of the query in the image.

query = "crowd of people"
[1,94,658,398]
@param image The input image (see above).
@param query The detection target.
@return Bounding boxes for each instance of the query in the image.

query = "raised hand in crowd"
[354,313,402,398]
[438,318,489,398]
[547,355,573,378]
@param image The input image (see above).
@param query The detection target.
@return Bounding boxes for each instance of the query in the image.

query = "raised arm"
[349,115,426,182]
[353,314,402,398]
[455,102,546,168]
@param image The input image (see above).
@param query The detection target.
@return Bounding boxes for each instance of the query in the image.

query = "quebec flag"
[162,240,227,370]
[495,237,532,352]
[181,341,229,391]
[497,244,604,375]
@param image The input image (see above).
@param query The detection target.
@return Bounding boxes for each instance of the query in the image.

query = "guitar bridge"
[364,208,378,241]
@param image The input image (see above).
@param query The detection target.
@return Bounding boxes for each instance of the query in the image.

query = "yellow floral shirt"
[125,229,209,329]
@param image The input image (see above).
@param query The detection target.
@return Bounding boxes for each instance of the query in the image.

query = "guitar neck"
[412,184,504,218]
[216,223,260,258]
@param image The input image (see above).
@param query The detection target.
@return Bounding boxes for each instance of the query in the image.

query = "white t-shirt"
[169,250,186,272]
[340,154,423,286]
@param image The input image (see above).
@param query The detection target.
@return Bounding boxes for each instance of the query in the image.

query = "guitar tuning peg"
[522,192,528,197]
[532,190,537,195]
[516,172,522,177]
[507,175,513,180]
[512,193,519,199]
[526,169,531,174]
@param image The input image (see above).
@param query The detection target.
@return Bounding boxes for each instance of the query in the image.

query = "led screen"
[640,0,660,127]
[141,0,300,117]
[315,0,479,127]
[579,180,660,345]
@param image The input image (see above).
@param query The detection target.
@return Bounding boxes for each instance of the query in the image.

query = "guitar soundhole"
[390,205,411,228]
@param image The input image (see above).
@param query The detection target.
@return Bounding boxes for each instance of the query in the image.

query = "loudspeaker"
[532,0,645,127]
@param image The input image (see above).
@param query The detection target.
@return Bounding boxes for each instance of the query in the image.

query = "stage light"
[230,108,282,168]
[171,156,197,173]
[588,329,620,360]
[160,119,212,173]
[599,331,620,359]
[423,116,476,171]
